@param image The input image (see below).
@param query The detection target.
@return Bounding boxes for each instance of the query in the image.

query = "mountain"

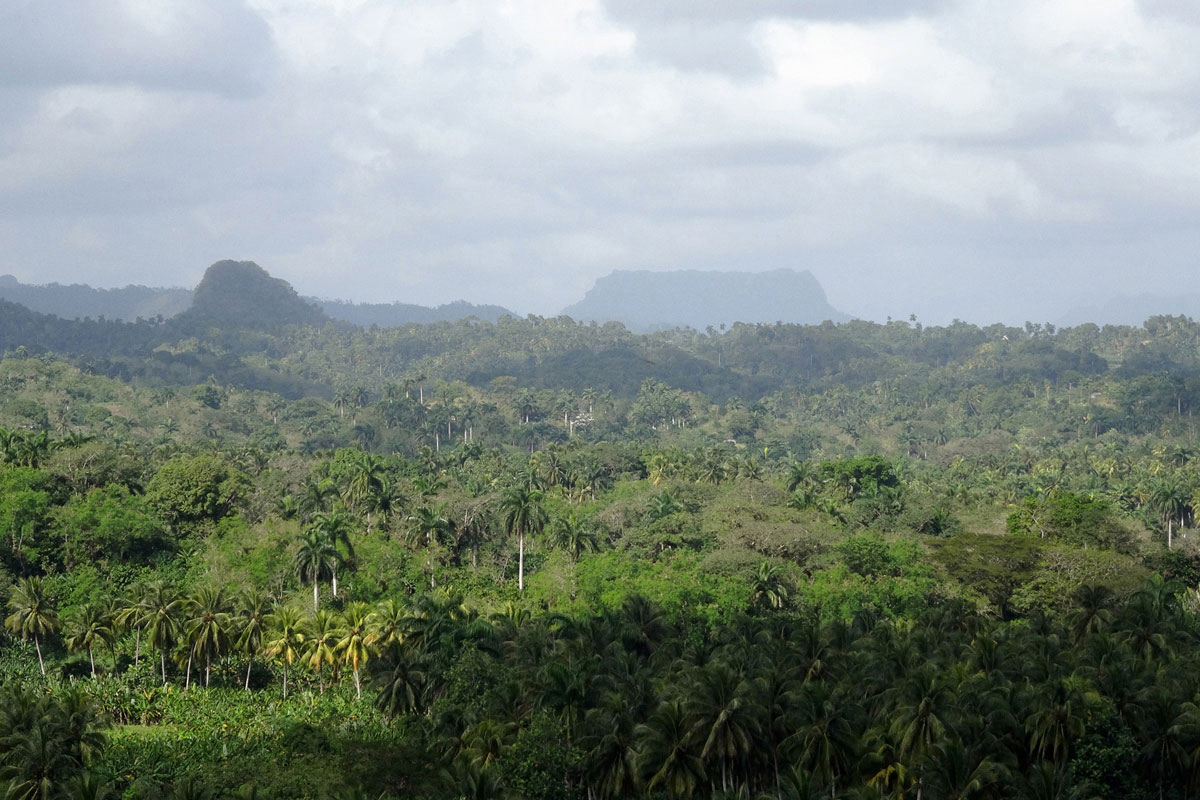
[0,269,514,328]
[1058,293,1200,328]
[560,268,850,331]
[314,298,514,326]
[0,274,191,321]
[175,260,330,330]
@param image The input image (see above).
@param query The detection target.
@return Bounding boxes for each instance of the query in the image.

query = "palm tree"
[499,485,548,592]
[750,562,791,611]
[1149,477,1189,549]
[311,510,355,598]
[63,603,115,678]
[5,577,59,678]
[302,609,341,693]
[141,581,183,685]
[184,586,231,688]
[635,699,706,799]
[686,663,761,795]
[263,605,305,699]
[337,602,374,699]
[234,588,270,691]
[295,529,337,611]
[548,512,601,563]
[367,598,408,651]
[114,587,150,668]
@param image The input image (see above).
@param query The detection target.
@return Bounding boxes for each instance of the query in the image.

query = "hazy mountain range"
[0,263,852,331]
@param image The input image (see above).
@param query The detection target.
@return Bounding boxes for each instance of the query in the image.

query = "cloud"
[0,0,274,95]
[1,0,1200,326]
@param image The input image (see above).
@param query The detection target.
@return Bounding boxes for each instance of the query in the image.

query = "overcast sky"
[2,0,1199,324]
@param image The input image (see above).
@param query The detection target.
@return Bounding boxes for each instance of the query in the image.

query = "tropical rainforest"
[7,264,1200,799]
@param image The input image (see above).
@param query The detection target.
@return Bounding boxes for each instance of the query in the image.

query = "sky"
[2,0,1199,325]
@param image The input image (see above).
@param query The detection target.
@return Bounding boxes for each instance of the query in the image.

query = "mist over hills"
[561,268,850,331]
[0,274,192,321]
[1058,293,1200,328]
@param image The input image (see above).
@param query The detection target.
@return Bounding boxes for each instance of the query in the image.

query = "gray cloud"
[0,0,274,95]
[1,0,1199,327]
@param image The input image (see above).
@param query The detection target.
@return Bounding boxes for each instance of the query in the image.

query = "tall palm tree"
[63,603,115,678]
[263,605,305,699]
[337,602,374,699]
[294,529,337,611]
[302,609,341,693]
[4,577,59,678]
[499,485,547,592]
[184,586,231,689]
[141,581,183,685]
[1149,477,1190,549]
[234,588,270,691]
[311,510,354,598]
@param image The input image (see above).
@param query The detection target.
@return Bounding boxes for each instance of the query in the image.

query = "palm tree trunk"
[354,667,362,699]
[134,628,140,666]
[245,658,253,691]
[89,646,95,678]
[34,634,45,677]
[332,567,339,598]
[519,530,525,592]
[283,663,289,699]
[161,652,167,685]
[205,655,211,688]
[186,652,193,689]
[313,575,319,611]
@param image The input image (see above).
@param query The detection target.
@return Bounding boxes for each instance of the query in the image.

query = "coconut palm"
[62,603,115,679]
[234,588,271,691]
[302,609,341,693]
[635,699,706,799]
[5,577,59,678]
[263,605,305,699]
[183,586,231,688]
[141,581,183,685]
[337,602,374,699]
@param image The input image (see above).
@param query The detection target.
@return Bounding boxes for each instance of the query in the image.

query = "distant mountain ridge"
[0,274,192,320]
[314,298,514,326]
[561,268,849,331]
[0,269,515,327]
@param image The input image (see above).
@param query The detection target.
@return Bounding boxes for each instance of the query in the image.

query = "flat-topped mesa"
[180,260,329,329]
[561,268,850,332]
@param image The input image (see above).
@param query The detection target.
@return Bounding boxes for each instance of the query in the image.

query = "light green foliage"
[145,456,250,529]
[54,484,169,567]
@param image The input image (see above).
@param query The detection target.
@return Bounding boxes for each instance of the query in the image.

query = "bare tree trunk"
[34,634,45,677]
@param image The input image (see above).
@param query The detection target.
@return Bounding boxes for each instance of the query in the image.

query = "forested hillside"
[6,278,1200,798]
